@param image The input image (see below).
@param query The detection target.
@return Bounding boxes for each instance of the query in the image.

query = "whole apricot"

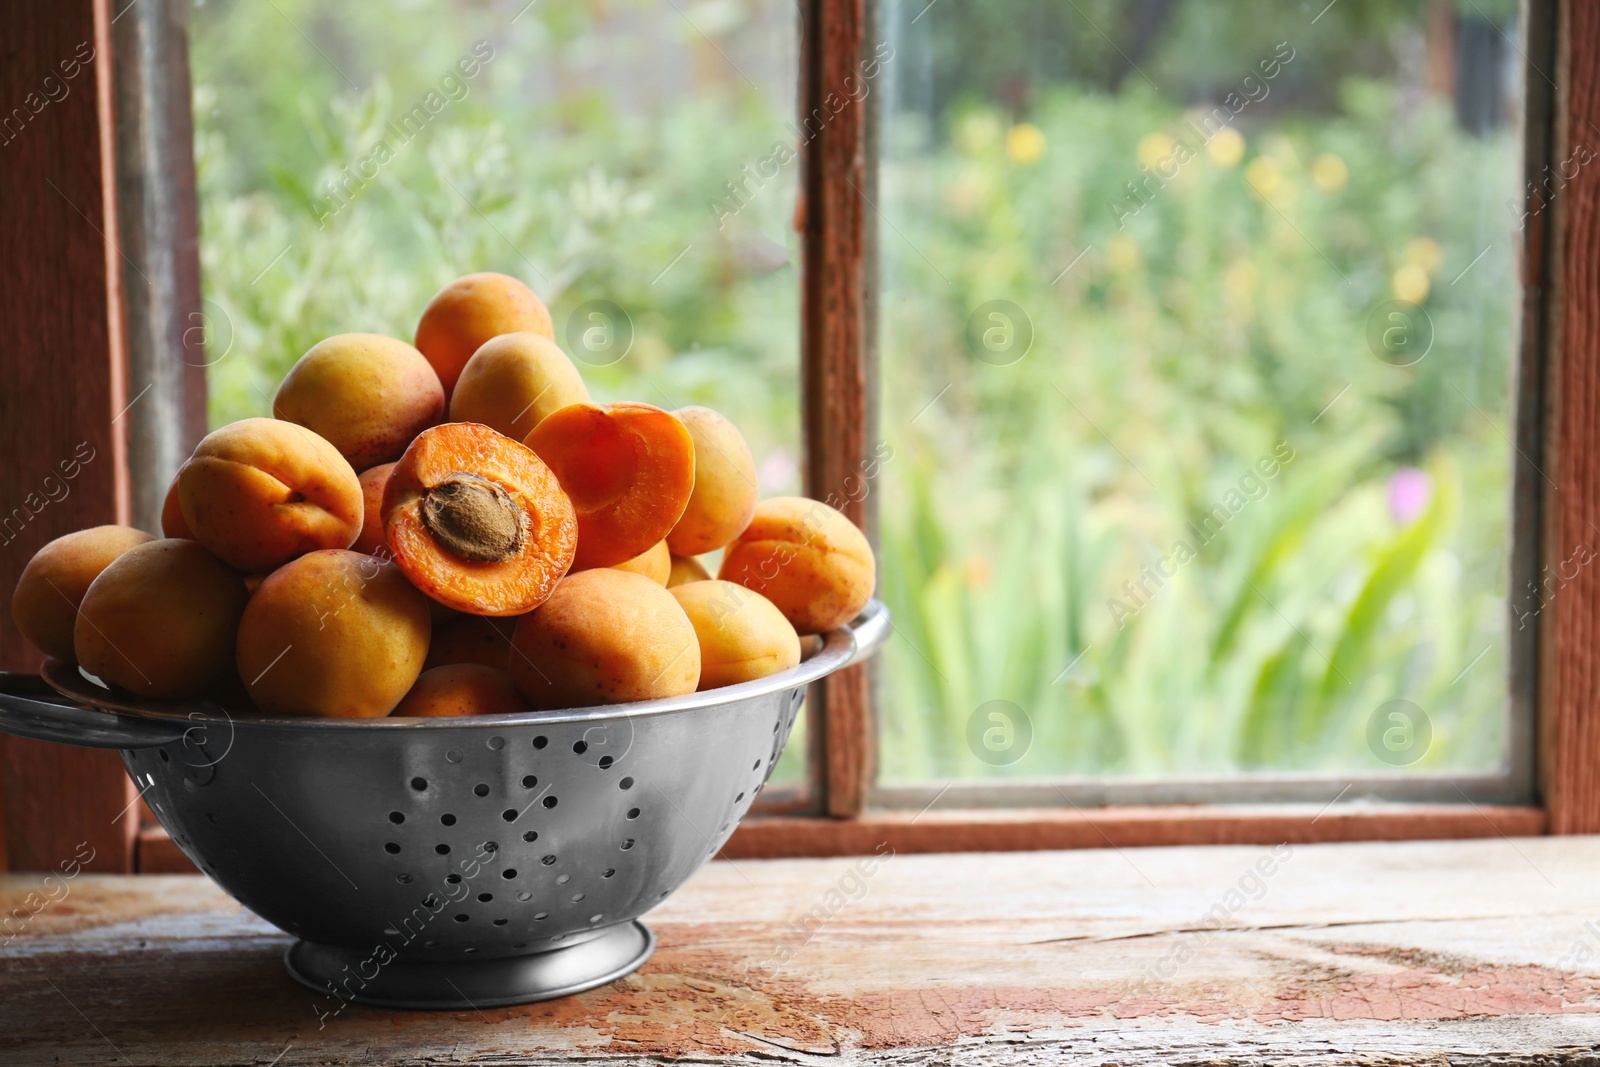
[449,332,589,441]
[666,553,711,587]
[525,401,695,569]
[671,580,801,690]
[667,406,758,556]
[415,273,554,397]
[609,540,670,585]
[178,418,363,573]
[352,462,396,556]
[237,550,430,718]
[392,663,523,717]
[273,333,445,471]
[718,497,875,634]
[424,614,517,671]
[509,569,700,709]
[75,539,248,699]
[384,423,577,616]
[12,526,155,661]
[160,476,193,538]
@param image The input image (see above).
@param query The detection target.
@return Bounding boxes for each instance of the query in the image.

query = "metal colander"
[0,600,888,1009]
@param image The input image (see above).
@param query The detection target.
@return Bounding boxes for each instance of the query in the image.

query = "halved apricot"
[524,402,695,569]
[667,406,758,555]
[392,663,523,717]
[352,462,396,556]
[414,273,554,397]
[178,418,363,573]
[383,423,576,616]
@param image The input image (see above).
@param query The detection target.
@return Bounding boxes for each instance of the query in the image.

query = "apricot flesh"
[352,463,396,556]
[449,332,589,441]
[237,549,430,718]
[719,497,875,634]
[415,273,553,397]
[12,526,155,661]
[384,423,577,616]
[178,418,363,573]
[671,580,801,690]
[667,406,758,556]
[508,569,700,709]
[273,333,445,471]
[609,540,670,585]
[75,539,249,699]
[525,401,695,569]
[392,663,523,717]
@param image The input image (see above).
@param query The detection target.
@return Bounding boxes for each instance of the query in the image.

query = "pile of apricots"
[10,272,875,718]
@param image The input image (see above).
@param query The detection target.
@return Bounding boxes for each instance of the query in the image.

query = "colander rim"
[41,599,887,731]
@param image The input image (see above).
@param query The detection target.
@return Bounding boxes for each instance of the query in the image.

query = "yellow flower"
[1137,132,1177,170]
[1006,123,1046,165]
[1405,236,1442,274]
[1106,233,1141,272]
[1207,127,1245,168]
[1310,153,1348,193]
[1224,260,1260,303]
[1243,156,1283,200]
[1392,263,1430,304]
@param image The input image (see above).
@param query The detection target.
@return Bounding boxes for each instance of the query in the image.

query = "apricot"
[392,663,523,717]
[449,332,589,441]
[383,423,576,616]
[508,569,699,709]
[237,549,430,718]
[671,580,801,690]
[666,553,711,587]
[160,476,193,538]
[524,402,695,569]
[12,526,155,661]
[667,406,758,555]
[718,497,875,634]
[610,540,670,585]
[75,539,248,699]
[178,418,363,573]
[414,273,554,397]
[424,614,517,671]
[273,333,445,471]
[353,463,396,556]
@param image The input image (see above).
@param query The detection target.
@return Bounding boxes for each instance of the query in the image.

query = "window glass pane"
[191,0,805,787]
[877,0,1524,781]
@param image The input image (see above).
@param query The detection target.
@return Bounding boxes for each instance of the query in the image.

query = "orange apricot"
[237,549,430,718]
[12,526,155,661]
[273,333,445,471]
[524,401,695,569]
[448,332,589,441]
[667,554,712,587]
[609,540,670,585]
[667,406,758,555]
[392,663,523,717]
[383,423,576,616]
[178,418,363,573]
[75,539,248,699]
[508,569,699,710]
[353,462,396,556]
[160,476,193,538]
[718,497,875,634]
[414,273,554,397]
[423,614,517,671]
[671,580,801,690]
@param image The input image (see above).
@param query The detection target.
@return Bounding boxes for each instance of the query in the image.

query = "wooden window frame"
[1,0,1591,872]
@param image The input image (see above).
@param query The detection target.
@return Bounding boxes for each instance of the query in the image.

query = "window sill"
[5,835,1593,1064]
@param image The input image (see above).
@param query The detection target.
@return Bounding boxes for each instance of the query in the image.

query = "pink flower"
[1387,467,1432,524]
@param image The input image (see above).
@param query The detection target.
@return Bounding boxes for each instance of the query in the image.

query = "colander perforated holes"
[411,777,427,791]
[513,941,527,948]
[517,892,532,902]
[534,911,548,919]
[158,749,169,763]
[446,750,463,764]
[541,854,557,866]
[388,811,405,824]
[522,830,538,843]
[454,914,468,923]
[396,874,412,884]
[619,777,634,790]
[752,759,760,770]
[384,842,401,855]
[621,839,635,850]
[532,736,548,749]
[435,844,450,855]
[589,914,603,923]
[474,783,490,797]
[572,740,587,754]
[477,893,493,903]
[501,809,517,821]
[487,736,505,751]
[521,775,537,788]
[556,874,570,885]
[502,868,517,879]
[424,894,440,907]
[735,793,745,803]
[603,868,615,878]
[626,808,640,819]
[543,796,558,809]
[445,874,461,885]
[598,755,614,769]
[494,918,508,926]
[441,813,456,826]
[571,893,584,902]
[483,841,499,852]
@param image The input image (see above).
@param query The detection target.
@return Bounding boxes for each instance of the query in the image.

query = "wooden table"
[3,836,1598,1065]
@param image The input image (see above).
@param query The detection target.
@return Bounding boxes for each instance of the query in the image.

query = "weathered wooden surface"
[5,838,1600,1064]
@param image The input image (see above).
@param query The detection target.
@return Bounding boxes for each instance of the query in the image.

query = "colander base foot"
[284,920,655,1010]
